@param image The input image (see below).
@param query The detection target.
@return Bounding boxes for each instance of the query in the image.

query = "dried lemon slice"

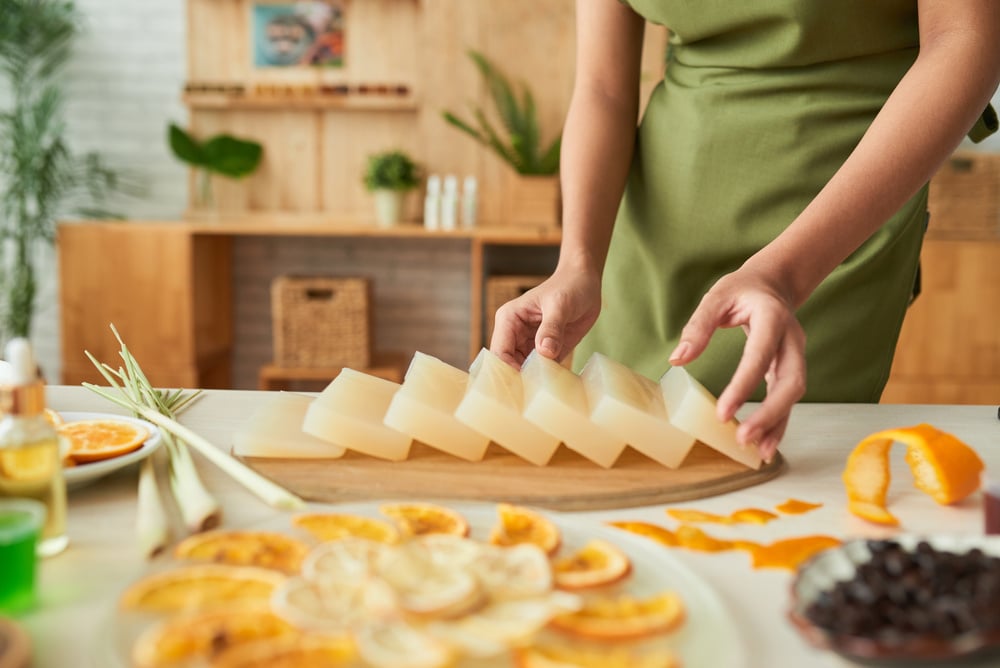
[489,503,562,556]
[131,609,296,668]
[549,591,685,641]
[380,502,470,537]
[271,575,397,633]
[472,543,553,600]
[375,545,484,618]
[412,533,485,570]
[173,530,310,574]
[354,620,455,668]
[119,565,285,614]
[59,418,149,464]
[292,513,400,544]
[302,537,392,581]
[212,635,356,668]
[553,539,632,590]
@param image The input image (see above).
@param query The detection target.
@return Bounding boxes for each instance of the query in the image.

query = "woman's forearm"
[749,3,1000,307]
[558,0,646,278]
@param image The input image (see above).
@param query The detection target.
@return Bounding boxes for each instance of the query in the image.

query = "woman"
[490,0,1000,461]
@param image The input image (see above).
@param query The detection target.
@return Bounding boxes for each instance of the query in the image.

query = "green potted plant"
[0,0,124,343]
[363,150,420,226]
[168,123,263,212]
[443,50,562,227]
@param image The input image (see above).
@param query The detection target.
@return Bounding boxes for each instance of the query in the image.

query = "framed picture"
[252,0,346,68]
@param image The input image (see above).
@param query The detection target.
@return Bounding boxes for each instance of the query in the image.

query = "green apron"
[575,0,997,401]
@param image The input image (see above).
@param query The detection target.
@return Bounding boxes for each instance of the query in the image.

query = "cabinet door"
[58,224,233,388]
[882,239,1000,404]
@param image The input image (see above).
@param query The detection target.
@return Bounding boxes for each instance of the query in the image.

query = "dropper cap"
[0,338,45,416]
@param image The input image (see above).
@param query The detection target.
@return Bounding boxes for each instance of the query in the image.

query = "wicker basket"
[271,276,372,368]
[928,152,1000,237]
[485,275,547,342]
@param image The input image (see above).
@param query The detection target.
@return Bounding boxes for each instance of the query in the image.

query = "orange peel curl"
[842,423,983,526]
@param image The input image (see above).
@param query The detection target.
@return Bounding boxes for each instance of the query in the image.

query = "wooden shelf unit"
[58,220,560,389]
[183,91,419,112]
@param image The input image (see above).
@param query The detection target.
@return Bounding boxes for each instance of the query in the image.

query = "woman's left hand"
[668,265,807,462]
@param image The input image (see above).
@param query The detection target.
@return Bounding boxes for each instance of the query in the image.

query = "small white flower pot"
[373,189,404,227]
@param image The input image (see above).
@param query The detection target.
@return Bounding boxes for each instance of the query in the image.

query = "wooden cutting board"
[243,442,786,511]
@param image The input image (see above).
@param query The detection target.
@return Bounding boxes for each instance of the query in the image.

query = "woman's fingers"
[490,300,540,368]
[670,290,729,365]
[734,323,807,450]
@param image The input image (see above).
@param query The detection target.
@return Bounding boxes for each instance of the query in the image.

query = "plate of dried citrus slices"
[97,500,744,668]
[55,411,162,490]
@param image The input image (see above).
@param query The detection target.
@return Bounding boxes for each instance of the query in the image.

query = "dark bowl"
[787,535,1000,667]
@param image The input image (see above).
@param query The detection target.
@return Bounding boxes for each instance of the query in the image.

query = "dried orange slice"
[380,502,470,537]
[212,635,356,668]
[292,513,400,544]
[549,591,685,641]
[515,643,680,668]
[58,418,148,464]
[843,423,984,526]
[489,503,561,556]
[552,539,632,590]
[119,564,285,614]
[173,530,310,574]
[131,609,296,668]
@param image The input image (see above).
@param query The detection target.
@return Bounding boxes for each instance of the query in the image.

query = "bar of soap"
[384,352,491,461]
[233,392,346,458]
[454,349,561,466]
[660,365,762,470]
[580,353,695,468]
[303,368,412,461]
[520,350,626,468]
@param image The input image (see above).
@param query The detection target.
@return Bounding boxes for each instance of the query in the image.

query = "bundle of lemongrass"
[84,325,304,557]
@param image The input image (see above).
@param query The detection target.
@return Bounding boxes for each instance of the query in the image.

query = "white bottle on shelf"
[441,175,459,231]
[461,175,478,228]
[423,174,442,231]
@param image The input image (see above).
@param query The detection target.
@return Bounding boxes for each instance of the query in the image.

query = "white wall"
[12,3,1000,384]
[36,0,188,381]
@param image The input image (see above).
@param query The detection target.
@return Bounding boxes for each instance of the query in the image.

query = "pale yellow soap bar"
[580,353,695,468]
[384,352,491,461]
[233,392,346,458]
[660,365,762,470]
[520,350,626,468]
[454,348,561,466]
[303,368,412,461]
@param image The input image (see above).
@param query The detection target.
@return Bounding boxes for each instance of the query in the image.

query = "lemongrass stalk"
[162,431,222,532]
[136,456,169,558]
[85,384,306,511]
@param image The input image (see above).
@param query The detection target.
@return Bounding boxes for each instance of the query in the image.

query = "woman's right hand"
[489,265,603,369]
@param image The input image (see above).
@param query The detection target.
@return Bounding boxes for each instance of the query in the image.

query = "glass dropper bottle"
[0,338,68,557]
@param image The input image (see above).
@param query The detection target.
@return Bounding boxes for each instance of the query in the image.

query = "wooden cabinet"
[59,223,233,388]
[881,152,1000,404]
[881,239,1000,404]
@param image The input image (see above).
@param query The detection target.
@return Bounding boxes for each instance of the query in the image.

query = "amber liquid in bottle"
[0,416,68,557]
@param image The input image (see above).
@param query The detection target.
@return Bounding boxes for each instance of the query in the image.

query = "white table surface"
[14,386,1000,668]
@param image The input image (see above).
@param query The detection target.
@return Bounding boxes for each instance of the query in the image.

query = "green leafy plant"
[363,150,420,191]
[168,123,263,207]
[0,0,123,342]
[443,50,561,176]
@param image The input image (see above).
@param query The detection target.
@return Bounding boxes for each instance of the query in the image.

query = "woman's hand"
[489,265,603,369]
[669,265,807,462]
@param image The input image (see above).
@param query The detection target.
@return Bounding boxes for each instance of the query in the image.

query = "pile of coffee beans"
[805,540,1000,645]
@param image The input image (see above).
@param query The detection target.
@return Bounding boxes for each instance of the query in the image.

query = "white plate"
[98,500,745,668]
[59,411,163,490]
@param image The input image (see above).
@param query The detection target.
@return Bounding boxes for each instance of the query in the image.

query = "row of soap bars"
[234,349,762,470]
